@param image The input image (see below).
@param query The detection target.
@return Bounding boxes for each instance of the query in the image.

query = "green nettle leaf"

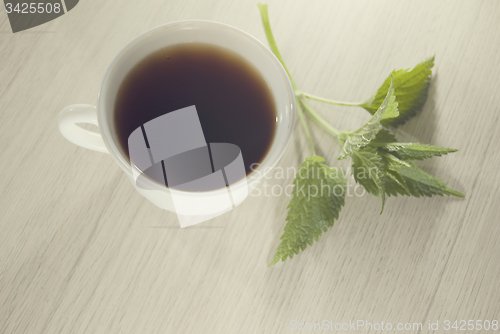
[361,57,434,127]
[269,156,346,266]
[351,133,464,202]
[351,146,386,211]
[370,129,398,144]
[338,78,399,159]
[379,150,411,196]
[379,150,412,168]
[379,142,458,160]
[367,130,462,197]
[384,168,411,196]
[397,162,465,198]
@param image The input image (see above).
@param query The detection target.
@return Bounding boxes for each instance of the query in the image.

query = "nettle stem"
[258,3,340,150]
[257,4,297,90]
[299,97,340,137]
[296,98,316,155]
[300,91,363,107]
[258,4,318,154]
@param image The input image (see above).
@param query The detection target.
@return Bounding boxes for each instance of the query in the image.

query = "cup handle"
[58,104,109,153]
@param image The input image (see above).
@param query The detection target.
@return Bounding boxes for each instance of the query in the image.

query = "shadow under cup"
[98,21,296,195]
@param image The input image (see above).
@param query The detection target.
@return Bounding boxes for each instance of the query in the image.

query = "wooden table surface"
[1,1,499,333]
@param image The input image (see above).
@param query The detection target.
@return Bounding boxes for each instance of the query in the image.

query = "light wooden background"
[1,1,499,333]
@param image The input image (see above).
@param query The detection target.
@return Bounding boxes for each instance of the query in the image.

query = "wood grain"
[1,0,499,333]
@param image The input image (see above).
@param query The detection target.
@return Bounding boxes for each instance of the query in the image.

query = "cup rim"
[97,19,296,196]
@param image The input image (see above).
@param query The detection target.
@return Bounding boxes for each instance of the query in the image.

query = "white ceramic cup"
[58,20,295,213]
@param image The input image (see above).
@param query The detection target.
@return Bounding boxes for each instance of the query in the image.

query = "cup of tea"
[58,20,295,224]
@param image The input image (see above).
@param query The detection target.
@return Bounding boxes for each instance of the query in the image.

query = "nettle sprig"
[257,4,464,266]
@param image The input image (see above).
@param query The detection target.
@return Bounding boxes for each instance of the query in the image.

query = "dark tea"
[114,43,277,177]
